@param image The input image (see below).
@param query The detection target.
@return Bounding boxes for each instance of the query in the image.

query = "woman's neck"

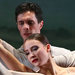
[48,54,64,75]
[39,54,63,75]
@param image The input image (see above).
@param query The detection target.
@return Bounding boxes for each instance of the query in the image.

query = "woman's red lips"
[32,59,38,63]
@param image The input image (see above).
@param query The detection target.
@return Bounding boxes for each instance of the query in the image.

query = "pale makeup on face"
[23,39,49,67]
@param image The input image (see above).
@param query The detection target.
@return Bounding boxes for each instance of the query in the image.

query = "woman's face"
[23,39,50,67]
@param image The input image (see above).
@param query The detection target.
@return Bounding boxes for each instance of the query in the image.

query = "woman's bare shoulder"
[69,67,75,72]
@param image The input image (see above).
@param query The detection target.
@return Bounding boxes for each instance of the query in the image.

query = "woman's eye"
[25,51,30,56]
[32,46,39,51]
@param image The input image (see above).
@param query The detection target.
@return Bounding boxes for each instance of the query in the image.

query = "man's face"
[17,11,43,41]
[24,39,49,66]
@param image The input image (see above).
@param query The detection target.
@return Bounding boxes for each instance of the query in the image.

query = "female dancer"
[0,33,75,75]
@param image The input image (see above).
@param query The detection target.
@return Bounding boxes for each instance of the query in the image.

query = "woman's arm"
[0,41,26,72]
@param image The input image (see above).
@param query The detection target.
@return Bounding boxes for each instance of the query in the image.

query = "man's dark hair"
[25,33,49,45]
[15,2,43,23]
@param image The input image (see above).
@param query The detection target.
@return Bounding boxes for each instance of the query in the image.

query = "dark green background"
[0,0,75,50]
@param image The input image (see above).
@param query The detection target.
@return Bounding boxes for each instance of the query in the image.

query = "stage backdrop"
[0,0,75,50]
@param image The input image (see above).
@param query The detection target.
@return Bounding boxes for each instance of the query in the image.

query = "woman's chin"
[32,62,39,67]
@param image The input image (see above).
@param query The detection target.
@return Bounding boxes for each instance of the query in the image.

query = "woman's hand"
[0,39,5,51]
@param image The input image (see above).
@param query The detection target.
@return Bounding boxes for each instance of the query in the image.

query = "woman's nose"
[29,52,36,59]
[31,55,36,59]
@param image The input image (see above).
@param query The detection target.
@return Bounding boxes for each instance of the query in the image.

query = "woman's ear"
[46,44,51,52]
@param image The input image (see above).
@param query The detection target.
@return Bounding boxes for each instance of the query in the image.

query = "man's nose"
[22,24,29,30]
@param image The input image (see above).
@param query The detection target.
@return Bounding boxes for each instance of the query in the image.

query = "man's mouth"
[23,33,32,36]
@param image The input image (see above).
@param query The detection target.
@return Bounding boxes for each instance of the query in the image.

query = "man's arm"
[51,45,75,67]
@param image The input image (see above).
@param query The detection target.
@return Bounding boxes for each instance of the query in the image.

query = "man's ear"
[17,24,21,31]
[39,20,43,30]
[46,44,51,52]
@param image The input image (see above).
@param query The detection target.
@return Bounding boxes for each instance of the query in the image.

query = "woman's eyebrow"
[24,49,28,52]
[31,45,39,50]
[31,45,36,49]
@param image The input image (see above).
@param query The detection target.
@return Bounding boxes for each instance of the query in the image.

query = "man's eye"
[27,20,34,26]
[31,46,39,51]
[19,21,24,25]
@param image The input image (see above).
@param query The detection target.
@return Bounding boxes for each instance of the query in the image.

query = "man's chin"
[23,36,29,40]
[23,34,32,38]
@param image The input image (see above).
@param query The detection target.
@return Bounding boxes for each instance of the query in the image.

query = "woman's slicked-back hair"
[25,33,49,45]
